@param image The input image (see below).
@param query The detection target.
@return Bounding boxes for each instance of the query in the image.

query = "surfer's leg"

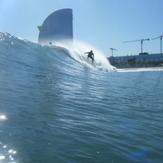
[91,56,94,63]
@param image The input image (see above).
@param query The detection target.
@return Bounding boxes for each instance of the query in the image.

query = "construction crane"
[152,35,163,54]
[110,48,118,57]
[123,38,150,54]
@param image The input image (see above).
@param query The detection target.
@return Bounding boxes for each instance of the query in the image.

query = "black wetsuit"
[87,51,94,63]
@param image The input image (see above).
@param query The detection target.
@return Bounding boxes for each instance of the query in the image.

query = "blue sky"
[0,0,163,56]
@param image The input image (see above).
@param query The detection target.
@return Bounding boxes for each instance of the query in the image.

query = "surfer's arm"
[84,52,89,54]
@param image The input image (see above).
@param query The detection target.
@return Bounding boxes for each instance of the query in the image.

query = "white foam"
[54,40,116,72]
[117,67,163,73]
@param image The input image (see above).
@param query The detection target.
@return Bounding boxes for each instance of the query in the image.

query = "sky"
[0,0,163,56]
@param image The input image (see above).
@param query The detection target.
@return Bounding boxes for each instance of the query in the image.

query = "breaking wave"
[0,33,116,75]
[53,40,116,72]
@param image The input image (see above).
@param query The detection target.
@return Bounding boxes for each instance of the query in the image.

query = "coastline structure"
[38,9,73,45]
[109,36,163,68]
[109,53,163,68]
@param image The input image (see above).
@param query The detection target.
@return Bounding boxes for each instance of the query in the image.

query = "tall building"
[38,8,73,44]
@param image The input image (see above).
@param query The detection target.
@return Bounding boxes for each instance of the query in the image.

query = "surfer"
[84,50,94,63]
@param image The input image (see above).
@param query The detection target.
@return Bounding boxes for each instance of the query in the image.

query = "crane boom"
[123,38,150,53]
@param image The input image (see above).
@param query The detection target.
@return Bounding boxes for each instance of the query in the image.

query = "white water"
[53,40,116,72]
[118,67,163,73]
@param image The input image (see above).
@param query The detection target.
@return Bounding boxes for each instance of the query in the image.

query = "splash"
[53,40,117,72]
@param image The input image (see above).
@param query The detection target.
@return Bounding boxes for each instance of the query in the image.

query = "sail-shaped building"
[38,9,73,44]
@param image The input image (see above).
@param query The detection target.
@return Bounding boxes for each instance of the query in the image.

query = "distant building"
[38,8,73,45]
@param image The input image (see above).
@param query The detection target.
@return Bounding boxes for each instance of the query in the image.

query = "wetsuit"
[86,51,94,63]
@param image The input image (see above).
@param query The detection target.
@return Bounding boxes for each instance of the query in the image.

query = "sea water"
[0,33,163,163]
